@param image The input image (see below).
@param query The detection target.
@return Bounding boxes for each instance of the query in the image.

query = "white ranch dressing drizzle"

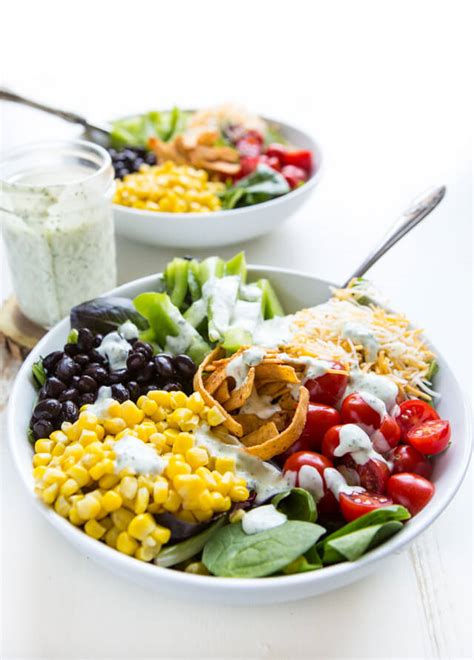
[118,320,139,340]
[225,347,266,388]
[87,386,115,420]
[344,369,398,412]
[241,505,287,535]
[334,424,388,466]
[194,425,290,503]
[279,354,333,382]
[252,316,293,348]
[231,300,263,333]
[358,390,387,420]
[203,275,240,340]
[323,467,365,499]
[164,306,199,355]
[97,332,132,371]
[297,464,325,502]
[342,321,380,362]
[114,435,166,475]
[240,388,281,420]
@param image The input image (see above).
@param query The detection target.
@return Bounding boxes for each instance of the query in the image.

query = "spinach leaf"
[70,297,148,335]
[155,517,226,568]
[272,488,317,523]
[202,520,325,578]
[32,359,47,388]
[219,164,290,209]
[321,521,404,564]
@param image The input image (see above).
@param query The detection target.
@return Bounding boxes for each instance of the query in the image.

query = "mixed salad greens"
[29,252,451,578]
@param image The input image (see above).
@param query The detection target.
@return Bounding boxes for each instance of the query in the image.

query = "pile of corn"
[32,390,249,562]
[113,161,224,213]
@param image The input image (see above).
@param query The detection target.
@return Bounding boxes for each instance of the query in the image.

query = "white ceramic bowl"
[95,117,323,248]
[7,267,471,604]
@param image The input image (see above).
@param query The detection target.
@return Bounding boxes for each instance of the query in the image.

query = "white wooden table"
[1,2,472,658]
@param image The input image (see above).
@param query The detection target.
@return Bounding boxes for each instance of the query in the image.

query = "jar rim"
[0,139,112,189]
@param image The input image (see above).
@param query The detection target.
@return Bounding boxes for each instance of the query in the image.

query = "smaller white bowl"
[110,118,323,248]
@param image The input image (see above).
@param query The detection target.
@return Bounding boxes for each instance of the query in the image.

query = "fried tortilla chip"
[241,422,279,448]
[233,414,264,435]
[204,365,229,395]
[254,364,300,384]
[244,387,309,460]
[214,379,231,403]
[256,381,289,398]
[223,368,255,412]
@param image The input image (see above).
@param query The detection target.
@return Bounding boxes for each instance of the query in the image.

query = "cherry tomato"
[305,362,348,407]
[235,156,259,179]
[340,491,393,522]
[388,445,433,479]
[407,419,451,455]
[236,130,264,158]
[321,425,343,460]
[357,458,391,494]
[282,451,338,514]
[387,473,435,515]
[281,164,308,188]
[258,154,281,171]
[341,392,383,430]
[282,149,312,174]
[300,403,341,452]
[265,143,287,162]
[396,399,439,439]
[371,415,401,453]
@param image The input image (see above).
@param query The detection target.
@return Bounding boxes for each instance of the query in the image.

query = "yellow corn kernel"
[135,545,157,562]
[163,427,179,443]
[152,525,171,545]
[168,408,193,430]
[185,446,209,470]
[33,465,47,480]
[137,475,154,492]
[33,453,51,467]
[185,562,210,575]
[197,489,214,511]
[87,441,105,456]
[172,432,194,454]
[233,476,247,488]
[163,490,181,513]
[66,464,90,487]
[120,400,144,426]
[111,507,135,531]
[54,495,71,517]
[63,442,84,461]
[101,490,123,512]
[174,474,206,499]
[169,391,188,410]
[77,412,99,431]
[105,526,120,548]
[207,406,226,426]
[51,430,68,444]
[195,466,217,489]
[120,476,138,500]
[134,487,150,514]
[43,467,67,485]
[81,452,101,469]
[42,483,59,504]
[99,473,120,490]
[103,417,127,435]
[151,407,168,423]
[128,513,156,541]
[79,429,98,447]
[149,432,167,452]
[35,439,54,453]
[176,509,197,523]
[216,471,235,496]
[116,531,139,556]
[187,392,205,414]
[194,508,214,523]
[230,485,250,502]
[215,456,236,474]
[180,414,200,432]
[210,492,231,512]
[153,479,169,504]
[147,502,162,514]
[62,421,80,442]
[85,519,107,540]
[95,425,105,441]
[76,494,101,520]
[142,399,158,417]
[166,459,192,479]
[100,515,113,531]
[147,390,171,407]
[68,506,84,526]
[89,459,114,481]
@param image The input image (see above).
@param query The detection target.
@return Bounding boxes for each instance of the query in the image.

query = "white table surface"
[1,2,472,658]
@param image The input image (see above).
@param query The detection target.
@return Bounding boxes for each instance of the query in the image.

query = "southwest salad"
[29,253,451,577]
[107,105,314,213]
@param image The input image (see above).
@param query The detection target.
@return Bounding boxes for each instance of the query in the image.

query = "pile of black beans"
[108,146,156,180]
[30,327,197,440]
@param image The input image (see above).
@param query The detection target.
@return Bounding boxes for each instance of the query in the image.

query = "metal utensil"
[343,185,446,287]
[0,88,111,136]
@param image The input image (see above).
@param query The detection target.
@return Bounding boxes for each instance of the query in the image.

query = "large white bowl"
[7,267,471,604]
[95,117,323,248]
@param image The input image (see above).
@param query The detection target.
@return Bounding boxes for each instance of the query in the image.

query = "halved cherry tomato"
[357,458,391,494]
[341,392,383,431]
[407,419,451,455]
[387,473,435,515]
[265,143,287,162]
[300,403,341,451]
[371,415,401,453]
[281,164,307,188]
[236,131,264,158]
[340,491,393,522]
[388,445,433,479]
[282,149,312,174]
[258,154,281,171]
[235,155,259,179]
[396,399,439,439]
[305,362,348,407]
[321,425,343,460]
[282,451,338,514]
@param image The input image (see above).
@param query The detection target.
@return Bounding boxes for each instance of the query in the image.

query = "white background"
[1,1,472,658]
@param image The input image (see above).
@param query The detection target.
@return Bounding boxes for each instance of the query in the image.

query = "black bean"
[61,400,79,423]
[173,354,196,380]
[141,383,159,395]
[43,350,64,373]
[74,353,90,369]
[33,398,62,420]
[162,382,182,392]
[55,356,77,383]
[145,152,157,165]
[93,334,103,348]
[33,419,54,439]
[58,388,79,403]
[71,375,81,387]
[133,341,153,358]
[78,393,96,407]
[77,328,94,352]
[154,354,175,379]
[45,377,66,398]
[64,343,79,357]
[84,365,108,383]
[136,360,156,384]
[78,375,98,394]
[89,349,106,364]
[127,381,141,400]
[108,368,128,385]
[38,384,49,400]
[133,158,144,169]
[127,352,146,373]
[111,383,130,402]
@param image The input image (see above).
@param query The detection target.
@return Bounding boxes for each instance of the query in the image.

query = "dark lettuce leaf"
[70,297,148,335]
[155,511,211,541]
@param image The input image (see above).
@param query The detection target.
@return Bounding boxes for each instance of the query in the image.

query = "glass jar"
[0,140,116,327]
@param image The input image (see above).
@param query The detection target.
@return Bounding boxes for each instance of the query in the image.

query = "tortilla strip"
[204,365,229,395]
[233,414,264,435]
[244,387,309,460]
[194,348,243,437]
[214,380,231,404]
[241,422,279,448]
[256,381,289,398]
[254,364,300,383]
[223,368,255,412]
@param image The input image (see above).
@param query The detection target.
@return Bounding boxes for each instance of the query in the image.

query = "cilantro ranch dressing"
[342,321,379,362]
[297,465,325,502]
[87,386,115,420]
[334,424,389,465]
[118,320,139,340]
[241,505,287,535]
[114,435,166,475]
[97,332,132,371]
[240,388,281,419]
[226,347,266,388]
[358,391,387,419]
[0,140,116,327]
[323,467,364,499]
[253,316,293,348]
[344,370,398,412]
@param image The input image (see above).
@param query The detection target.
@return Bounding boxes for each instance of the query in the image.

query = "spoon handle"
[342,185,446,287]
[0,88,111,135]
